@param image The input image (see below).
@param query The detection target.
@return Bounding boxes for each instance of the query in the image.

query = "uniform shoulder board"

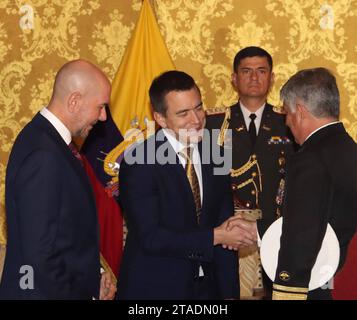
[206,106,229,115]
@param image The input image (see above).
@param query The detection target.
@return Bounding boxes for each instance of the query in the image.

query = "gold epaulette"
[217,107,231,146]
[272,284,308,300]
[206,106,229,115]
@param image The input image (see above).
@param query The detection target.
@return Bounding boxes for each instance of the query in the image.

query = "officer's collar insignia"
[279,271,291,281]
[235,126,244,132]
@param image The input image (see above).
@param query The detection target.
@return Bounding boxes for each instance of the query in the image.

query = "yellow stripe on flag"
[110,0,175,136]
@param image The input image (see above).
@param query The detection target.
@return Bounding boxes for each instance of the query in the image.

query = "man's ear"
[296,103,309,121]
[231,72,238,90]
[270,72,275,88]
[67,92,82,113]
[153,111,167,128]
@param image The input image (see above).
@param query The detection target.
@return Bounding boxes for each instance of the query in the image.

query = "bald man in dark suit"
[0,60,115,299]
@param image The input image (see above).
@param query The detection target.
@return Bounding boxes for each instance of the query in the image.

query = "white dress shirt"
[240,102,266,135]
[163,128,204,276]
[163,129,203,204]
[40,107,72,145]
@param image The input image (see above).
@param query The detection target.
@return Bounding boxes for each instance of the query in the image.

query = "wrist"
[213,227,224,246]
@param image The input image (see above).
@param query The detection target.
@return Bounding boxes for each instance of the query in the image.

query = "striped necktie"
[180,147,201,224]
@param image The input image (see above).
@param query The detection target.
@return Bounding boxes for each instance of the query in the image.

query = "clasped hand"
[215,216,258,251]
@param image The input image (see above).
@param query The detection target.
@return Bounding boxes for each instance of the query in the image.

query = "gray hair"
[280,67,340,119]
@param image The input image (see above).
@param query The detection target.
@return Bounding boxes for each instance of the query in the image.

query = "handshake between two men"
[213,213,258,250]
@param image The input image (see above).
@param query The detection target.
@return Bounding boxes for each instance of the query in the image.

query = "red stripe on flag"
[82,155,123,278]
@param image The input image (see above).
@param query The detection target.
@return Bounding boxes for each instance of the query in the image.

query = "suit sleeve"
[272,150,332,300]
[212,174,240,299]
[119,160,214,263]
[14,150,74,299]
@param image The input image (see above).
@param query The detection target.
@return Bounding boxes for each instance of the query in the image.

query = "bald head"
[51,59,108,102]
[48,59,111,138]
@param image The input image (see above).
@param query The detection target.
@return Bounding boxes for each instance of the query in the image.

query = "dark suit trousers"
[192,275,215,300]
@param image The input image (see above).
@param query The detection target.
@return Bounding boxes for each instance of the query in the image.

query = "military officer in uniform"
[272,68,357,300]
[206,46,296,299]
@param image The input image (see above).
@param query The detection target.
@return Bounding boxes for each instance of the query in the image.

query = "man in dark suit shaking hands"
[118,70,257,300]
[0,59,115,299]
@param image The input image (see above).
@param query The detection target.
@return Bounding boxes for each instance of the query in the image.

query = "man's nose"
[190,110,201,124]
[250,70,258,80]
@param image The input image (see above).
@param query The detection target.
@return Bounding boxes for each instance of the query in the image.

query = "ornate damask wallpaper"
[1,0,357,248]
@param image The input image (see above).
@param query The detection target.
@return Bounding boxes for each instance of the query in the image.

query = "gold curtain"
[1,0,357,269]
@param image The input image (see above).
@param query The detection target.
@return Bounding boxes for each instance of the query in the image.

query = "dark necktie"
[68,141,84,166]
[180,147,202,224]
[248,113,257,145]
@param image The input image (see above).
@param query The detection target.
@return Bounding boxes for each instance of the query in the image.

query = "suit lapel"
[158,134,216,226]
[156,135,198,223]
[231,103,252,150]
[255,104,273,149]
[33,113,94,200]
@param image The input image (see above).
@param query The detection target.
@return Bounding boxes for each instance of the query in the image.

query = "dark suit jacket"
[206,103,296,236]
[0,113,101,299]
[273,123,357,299]
[117,130,239,299]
